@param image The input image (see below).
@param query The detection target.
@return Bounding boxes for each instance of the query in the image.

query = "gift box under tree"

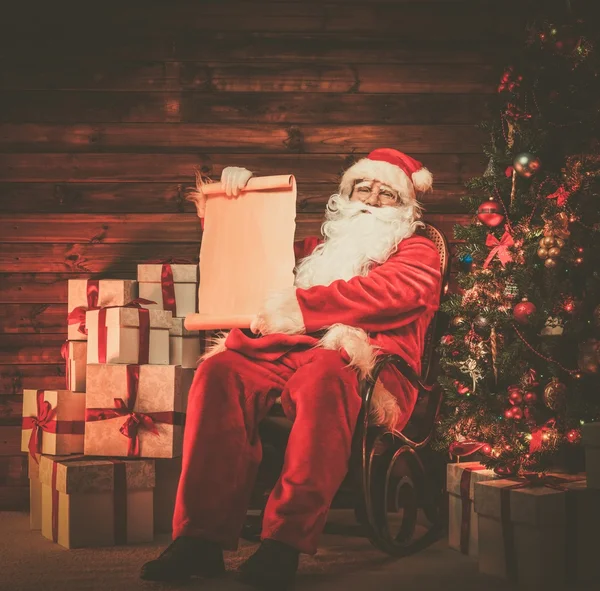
[447,461,497,557]
[138,263,198,318]
[86,305,172,365]
[582,423,600,489]
[84,363,185,458]
[38,455,155,548]
[474,475,600,588]
[67,279,137,341]
[61,341,87,392]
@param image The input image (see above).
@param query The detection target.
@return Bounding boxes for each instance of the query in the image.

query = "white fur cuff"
[251,287,305,336]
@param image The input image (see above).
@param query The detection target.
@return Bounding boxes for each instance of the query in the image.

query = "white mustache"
[326,194,410,224]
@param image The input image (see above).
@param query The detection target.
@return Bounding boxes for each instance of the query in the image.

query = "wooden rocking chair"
[245,223,451,556]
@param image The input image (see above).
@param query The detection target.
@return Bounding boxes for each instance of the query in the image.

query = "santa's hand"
[221,166,253,197]
[250,288,305,336]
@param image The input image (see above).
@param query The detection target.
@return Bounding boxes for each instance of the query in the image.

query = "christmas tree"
[434,7,600,475]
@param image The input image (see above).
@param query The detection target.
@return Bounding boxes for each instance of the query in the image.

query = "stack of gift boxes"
[22,263,200,548]
[447,439,600,588]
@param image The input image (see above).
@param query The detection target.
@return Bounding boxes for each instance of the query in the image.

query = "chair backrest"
[417,223,451,383]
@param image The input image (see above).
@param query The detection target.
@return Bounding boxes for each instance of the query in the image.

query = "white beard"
[294,194,422,289]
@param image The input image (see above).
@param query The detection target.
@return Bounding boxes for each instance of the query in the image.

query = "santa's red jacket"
[219,233,441,432]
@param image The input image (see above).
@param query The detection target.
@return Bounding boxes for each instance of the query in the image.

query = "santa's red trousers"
[172,347,362,555]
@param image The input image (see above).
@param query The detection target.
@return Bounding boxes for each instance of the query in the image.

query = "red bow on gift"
[483,231,514,269]
[67,279,100,335]
[22,391,57,461]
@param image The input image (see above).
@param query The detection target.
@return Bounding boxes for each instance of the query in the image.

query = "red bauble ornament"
[441,334,454,345]
[509,390,523,405]
[513,297,537,324]
[504,408,515,419]
[523,391,538,405]
[566,429,581,443]
[477,198,505,227]
[481,444,492,455]
[511,407,524,420]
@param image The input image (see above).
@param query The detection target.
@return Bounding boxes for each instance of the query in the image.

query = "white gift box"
[138,264,198,318]
[447,462,497,557]
[65,341,87,392]
[474,475,598,588]
[582,423,600,489]
[67,279,137,341]
[86,307,172,365]
[169,318,200,369]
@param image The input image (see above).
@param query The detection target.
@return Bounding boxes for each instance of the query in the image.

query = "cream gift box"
[154,456,182,533]
[85,363,185,458]
[582,423,600,489]
[64,341,87,392]
[29,453,42,530]
[67,279,138,341]
[447,461,497,557]
[169,318,200,369]
[474,475,598,588]
[86,306,172,365]
[39,455,155,548]
[21,390,86,457]
[138,263,198,318]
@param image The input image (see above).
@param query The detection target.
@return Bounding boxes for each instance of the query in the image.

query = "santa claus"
[141,148,442,589]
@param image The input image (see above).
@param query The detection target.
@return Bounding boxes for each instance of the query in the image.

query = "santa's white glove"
[221,166,253,197]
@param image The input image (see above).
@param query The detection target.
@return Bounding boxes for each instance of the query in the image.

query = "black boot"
[140,536,225,582]
[237,538,299,589]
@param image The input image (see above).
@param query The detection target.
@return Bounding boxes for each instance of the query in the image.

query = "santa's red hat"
[338,148,433,202]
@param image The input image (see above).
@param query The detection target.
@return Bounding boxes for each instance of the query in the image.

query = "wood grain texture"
[0,335,67,365]
[0,365,66,395]
[0,153,486,183]
[0,182,469,213]
[0,91,491,124]
[0,455,28,486]
[0,305,68,334]
[0,427,21,456]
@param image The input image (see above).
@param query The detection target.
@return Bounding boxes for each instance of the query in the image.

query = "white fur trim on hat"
[339,158,432,203]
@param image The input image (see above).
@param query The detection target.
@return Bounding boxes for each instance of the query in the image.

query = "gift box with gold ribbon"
[474,474,600,588]
[447,461,497,557]
[86,305,172,365]
[138,263,198,318]
[67,279,138,341]
[39,455,155,548]
[84,364,185,458]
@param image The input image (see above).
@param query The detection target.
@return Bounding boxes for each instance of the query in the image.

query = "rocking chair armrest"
[365,354,433,396]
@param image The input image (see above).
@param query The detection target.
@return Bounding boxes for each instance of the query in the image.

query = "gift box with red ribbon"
[582,423,600,489]
[475,474,600,588]
[21,390,86,459]
[67,279,138,341]
[169,317,201,369]
[447,462,497,557]
[86,306,172,365]
[138,263,198,318]
[84,364,185,458]
[38,455,155,548]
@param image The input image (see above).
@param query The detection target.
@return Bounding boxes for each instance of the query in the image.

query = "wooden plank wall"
[0,0,526,508]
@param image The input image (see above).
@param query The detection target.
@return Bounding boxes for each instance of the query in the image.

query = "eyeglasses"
[351,180,400,205]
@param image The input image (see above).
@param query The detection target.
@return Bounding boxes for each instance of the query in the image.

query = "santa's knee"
[188,350,240,401]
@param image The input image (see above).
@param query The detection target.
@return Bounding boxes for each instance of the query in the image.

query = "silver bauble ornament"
[513,152,541,178]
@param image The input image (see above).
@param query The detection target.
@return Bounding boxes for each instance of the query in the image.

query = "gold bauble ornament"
[537,247,549,259]
[451,316,467,328]
[543,378,567,410]
[548,246,561,258]
[555,238,565,248]
[541,236,555,248]
[544,257,558,269]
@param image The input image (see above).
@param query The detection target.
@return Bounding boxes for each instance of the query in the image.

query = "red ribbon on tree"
[21,390,85,462]
[95,298,156,364]
[85,365,185,457]
[547,185,571,207]
[483,231,514,269]
[67,279,100,335]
